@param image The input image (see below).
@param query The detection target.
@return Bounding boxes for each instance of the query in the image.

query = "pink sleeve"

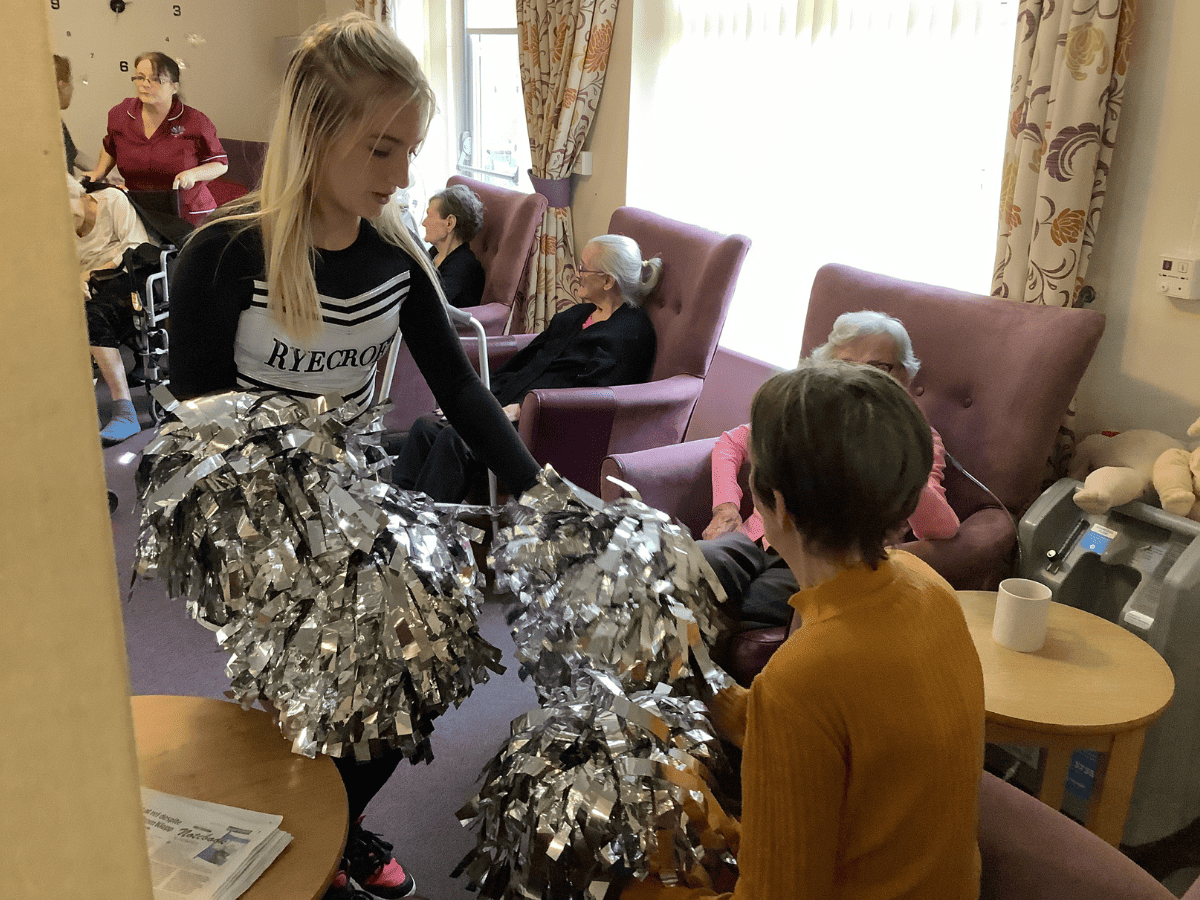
[907,426,960,540]
[710,425,750,510]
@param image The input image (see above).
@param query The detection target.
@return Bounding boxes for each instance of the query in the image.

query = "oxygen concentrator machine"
[1018,477,1200,846]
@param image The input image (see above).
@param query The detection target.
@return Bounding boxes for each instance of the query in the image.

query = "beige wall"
[5,3,153,897]
[1075,0,1200,438]
[51,0,303,153]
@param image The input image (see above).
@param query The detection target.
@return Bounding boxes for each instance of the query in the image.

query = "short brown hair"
[53,54,71,83]
[135,51,181,85]
[432,184,484,243]
[749,361,933,567]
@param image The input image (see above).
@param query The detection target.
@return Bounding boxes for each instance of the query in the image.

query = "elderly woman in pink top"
[700,310,959,631]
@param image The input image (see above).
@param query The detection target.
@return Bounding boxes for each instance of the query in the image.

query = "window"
[459,1,531,190]
[627,1,1019,367]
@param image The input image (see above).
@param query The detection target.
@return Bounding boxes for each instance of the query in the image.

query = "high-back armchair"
[506,207,750,495]
[445,174,548,335]
[803,263,1106,589]
[602,264,1104,684]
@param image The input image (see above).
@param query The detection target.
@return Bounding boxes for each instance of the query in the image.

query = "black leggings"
[333,747,406,823]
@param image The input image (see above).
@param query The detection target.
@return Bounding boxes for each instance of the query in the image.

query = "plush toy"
[1153,419,1200,521]
[1069,418,1200,517]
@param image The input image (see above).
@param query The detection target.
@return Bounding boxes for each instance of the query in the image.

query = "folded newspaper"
[142,788,293,900]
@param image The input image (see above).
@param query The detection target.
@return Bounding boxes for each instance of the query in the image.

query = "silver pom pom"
[134,391,503,760]
[454,668,737,900]
[491,467,732,697]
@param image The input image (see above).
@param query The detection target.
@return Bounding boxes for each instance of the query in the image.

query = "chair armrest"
[519,375,705,495]
[601,438,719,535]
[979,771,1175,900]
[898,505,1016,591]
[603,375,706,456]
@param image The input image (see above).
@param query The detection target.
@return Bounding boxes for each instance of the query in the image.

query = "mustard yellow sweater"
[625,551,985,900]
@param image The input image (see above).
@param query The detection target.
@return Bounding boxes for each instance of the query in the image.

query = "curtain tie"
[529,172,572,208]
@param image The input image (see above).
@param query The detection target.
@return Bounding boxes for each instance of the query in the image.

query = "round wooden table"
[132,695,348,900]
[957,591,1175,845]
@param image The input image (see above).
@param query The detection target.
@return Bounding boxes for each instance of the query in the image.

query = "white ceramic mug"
[992,577,1053,652]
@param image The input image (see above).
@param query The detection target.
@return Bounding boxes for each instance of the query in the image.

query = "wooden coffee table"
[132,695,348,900]
[957,591,1174,846]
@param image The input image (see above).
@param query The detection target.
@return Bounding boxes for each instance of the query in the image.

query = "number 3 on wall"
[50,0,60,9]
[173,4,182,14]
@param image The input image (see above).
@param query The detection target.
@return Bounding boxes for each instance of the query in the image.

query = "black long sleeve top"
[168,218,541,494]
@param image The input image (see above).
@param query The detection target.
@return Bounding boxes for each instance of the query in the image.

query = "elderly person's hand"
[702,501,742,540]
[502,403,521,423]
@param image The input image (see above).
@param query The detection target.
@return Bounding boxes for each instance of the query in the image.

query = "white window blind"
[628,1,1017,366]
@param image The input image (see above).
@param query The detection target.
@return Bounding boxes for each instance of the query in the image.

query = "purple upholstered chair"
[979,771,1195,899]
[208,138,267,208]
[602,263,1105,683]
[462,206,751,496]
[445,174,548,336]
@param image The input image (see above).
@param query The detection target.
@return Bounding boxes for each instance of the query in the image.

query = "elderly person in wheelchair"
[68,175,150,445]
[701,310,960,634]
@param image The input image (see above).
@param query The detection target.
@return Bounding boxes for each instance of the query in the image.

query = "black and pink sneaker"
[341,820,416,899]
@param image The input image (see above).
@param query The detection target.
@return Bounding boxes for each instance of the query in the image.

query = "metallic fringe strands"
[454,668,737,900]
[133,391,504,761]
[490,468,733,698]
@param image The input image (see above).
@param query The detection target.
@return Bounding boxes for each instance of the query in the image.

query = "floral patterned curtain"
[993,0,1136,306]
[515,0,619,333]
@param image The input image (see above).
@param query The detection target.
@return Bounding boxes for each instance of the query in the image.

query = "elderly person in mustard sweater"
[624,361,985,900]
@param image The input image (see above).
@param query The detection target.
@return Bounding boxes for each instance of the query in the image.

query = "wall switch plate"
[1158,256,1200,299]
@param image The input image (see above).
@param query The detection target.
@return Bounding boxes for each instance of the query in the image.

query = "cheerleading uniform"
[169,218,541,496]
[624,551,984,900]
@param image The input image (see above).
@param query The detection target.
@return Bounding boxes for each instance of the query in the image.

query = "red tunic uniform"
[102,96,227,226]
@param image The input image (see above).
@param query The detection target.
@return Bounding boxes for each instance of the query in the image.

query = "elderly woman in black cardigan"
[393,233,660,501]
[422,184,487,308]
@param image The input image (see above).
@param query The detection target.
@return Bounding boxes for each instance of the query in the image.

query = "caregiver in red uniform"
[86,52,227,226]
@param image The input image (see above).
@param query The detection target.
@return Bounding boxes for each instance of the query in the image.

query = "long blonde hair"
[211,13,445,339]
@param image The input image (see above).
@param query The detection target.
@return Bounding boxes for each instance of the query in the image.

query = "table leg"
[1039,746,1072,813]
[1087,728,1147,846]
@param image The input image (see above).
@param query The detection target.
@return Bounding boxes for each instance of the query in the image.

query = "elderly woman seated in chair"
[421,183,487,309]
[623,361,985,900]
[701,310,959,634]
[392,233,660,502]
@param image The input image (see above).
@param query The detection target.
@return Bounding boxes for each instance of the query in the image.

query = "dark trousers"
[391,414,483,503]
[700,531,798,629]
[334,748,405,823]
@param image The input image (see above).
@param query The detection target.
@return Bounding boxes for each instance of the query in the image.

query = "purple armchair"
[979,771,1194,899]
[602,264,1105,682]
[445,174,548,336]
[465,206,751,496]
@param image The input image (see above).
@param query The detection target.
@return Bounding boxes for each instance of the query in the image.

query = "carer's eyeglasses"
[130,74,170,85]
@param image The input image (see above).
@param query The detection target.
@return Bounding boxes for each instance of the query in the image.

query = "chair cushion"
[608,207,750,383]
